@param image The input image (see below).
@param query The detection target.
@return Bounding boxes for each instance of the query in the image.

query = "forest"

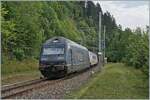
[1,1,149,77]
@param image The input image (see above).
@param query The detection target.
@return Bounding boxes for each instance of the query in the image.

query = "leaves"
[1,1,148,77]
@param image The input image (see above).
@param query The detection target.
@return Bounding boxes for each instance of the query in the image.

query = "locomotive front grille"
[39,64,65,72]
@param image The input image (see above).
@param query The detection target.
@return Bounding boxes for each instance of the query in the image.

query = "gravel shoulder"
[11,65,102,99]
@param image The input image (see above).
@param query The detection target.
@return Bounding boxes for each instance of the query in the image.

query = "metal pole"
[147,1,150,94]
[99,12,102,52]
[103,26,106,64]
[104,26,106,58]
[98,11,102,67]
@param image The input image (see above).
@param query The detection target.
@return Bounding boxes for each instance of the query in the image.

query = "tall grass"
[1,58,39,76]
[66,63,149,99]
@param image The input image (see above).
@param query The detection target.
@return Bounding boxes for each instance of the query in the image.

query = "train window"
[42,47,64,55]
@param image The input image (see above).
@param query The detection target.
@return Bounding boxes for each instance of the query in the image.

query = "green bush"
[1,58,38,76]
[13,48,25,61]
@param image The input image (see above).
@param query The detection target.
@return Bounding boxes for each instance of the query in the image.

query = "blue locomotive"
[39,37,98,78]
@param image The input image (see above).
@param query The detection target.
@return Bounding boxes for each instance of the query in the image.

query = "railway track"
[1,76,73,99]
[1,66,99,99]
[1,78,48,99]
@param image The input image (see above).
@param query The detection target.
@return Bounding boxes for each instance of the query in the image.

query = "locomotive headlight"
[41,57,48,61]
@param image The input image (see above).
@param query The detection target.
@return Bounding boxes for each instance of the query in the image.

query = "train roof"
[43,36,88,50]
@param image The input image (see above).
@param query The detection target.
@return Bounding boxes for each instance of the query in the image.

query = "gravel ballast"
[12,65,102,99]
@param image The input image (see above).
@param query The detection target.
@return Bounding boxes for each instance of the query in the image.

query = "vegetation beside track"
[2,58,41,85]
[66,63,149,99]
[2,58,38,76]
[1,1,148,79]
[1,1,149,96]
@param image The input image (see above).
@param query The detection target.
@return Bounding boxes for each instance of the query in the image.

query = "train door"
[71,46,79,72]
[67,49,72,65]
[67,48,74,73]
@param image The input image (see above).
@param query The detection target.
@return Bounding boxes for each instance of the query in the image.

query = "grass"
[66,63,149,99]
[2,58,39,76]
[1,58,41,85]
[2,71,41,85]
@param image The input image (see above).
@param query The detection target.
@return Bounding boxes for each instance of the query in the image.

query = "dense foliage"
[1,1,101,60]
[123,28,149,76]
[1,1,149,76]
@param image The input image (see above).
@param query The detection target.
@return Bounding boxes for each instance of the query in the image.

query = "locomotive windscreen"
[42,47,64,55]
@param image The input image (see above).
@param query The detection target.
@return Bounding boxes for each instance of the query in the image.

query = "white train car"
[89,51,98,66]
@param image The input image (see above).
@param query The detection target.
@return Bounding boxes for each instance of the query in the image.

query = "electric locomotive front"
[39,37,67,78]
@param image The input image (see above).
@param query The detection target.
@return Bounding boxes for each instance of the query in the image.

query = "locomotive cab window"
[42,47,64,55]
